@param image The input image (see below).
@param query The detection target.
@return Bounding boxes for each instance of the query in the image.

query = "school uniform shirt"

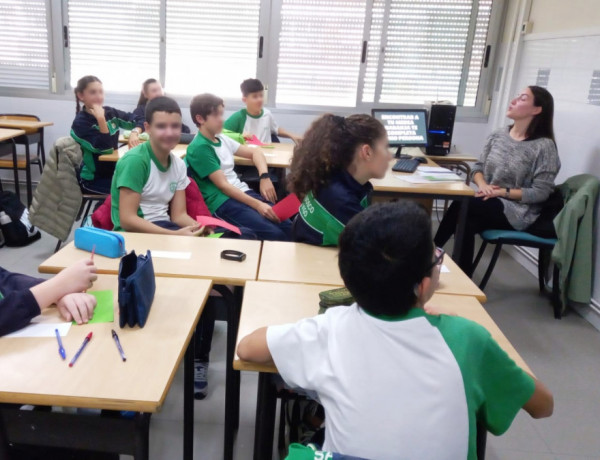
[267,304,535,460]
[71,107,142,182]
[224,108,279,144]
[110,141,190,231]
[293,170,372,246]
[0,267,43,337]
[185,132,250,214]
[132,104,191,133]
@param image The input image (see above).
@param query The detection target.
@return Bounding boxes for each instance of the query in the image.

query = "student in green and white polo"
[110,96,208,236]
[238,202,554,460]
[224,78,301,144]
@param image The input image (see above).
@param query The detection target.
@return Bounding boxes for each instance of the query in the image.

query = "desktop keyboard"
[392,158,420,173]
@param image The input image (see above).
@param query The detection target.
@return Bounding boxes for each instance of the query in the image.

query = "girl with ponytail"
[288,113,391,246]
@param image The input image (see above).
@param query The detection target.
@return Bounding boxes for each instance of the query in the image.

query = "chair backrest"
[0,114,41,135]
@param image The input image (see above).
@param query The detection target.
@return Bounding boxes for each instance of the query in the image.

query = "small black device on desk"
[392,155,426,173]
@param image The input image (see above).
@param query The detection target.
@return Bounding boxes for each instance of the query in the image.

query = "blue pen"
[55,328,66,360]
[69,332,92,367]
[111,329,127,362]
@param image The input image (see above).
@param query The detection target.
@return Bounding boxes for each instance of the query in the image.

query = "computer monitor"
[372,109,428,157]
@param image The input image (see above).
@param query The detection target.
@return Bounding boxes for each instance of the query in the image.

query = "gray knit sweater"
[471,128,561,230]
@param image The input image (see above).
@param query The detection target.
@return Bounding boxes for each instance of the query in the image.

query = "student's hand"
[476,185,503,201]
[175,225,204,237]
[242,132,253,141]
[256,202,280,223]
[290,135,302,145]
[201,226,214,236]
[259,178,278,204]
[475,182,498,198]
[88,104,106,121]
[54,259,98,295]
[56,293,97,324]
[128,131,142,147]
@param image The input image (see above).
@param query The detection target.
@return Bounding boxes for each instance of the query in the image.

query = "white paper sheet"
[441,264,450,273]
[5,317,72,338]
[417,166,454,173]
[150,250,192,260]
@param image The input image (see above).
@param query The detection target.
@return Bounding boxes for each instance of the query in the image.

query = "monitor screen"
[372,109,428,147]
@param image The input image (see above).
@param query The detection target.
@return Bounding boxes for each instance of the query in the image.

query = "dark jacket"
[0,267,43,336]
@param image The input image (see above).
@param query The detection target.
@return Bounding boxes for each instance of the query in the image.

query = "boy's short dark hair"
[190,93,224,127]
[240,78,264,97]
[338,201,434,316]
[145,96,181,124]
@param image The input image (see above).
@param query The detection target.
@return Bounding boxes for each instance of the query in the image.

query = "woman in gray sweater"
[435,86,560,276]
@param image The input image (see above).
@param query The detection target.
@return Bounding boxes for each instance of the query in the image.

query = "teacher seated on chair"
[434,85,560,277]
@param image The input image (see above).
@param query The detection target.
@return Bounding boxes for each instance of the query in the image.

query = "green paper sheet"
[73,290,114,324]
[206,232,224,239]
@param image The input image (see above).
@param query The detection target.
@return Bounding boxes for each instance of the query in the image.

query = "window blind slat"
[0,0,49,90]
[165,0,261,98]
[275,0,367,107]
[68,0,160,92]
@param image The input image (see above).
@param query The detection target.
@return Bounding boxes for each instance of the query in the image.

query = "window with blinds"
[275,0,368,107]
[0,0,49,90]
[68,0,160,92]
[370,0,493,107]
[165,0,261,98]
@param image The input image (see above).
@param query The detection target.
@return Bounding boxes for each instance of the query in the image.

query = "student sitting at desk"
[110,96,209,236]
[224,78,301,144]
[0,259,98,337]
[435,86,560,276]
[238,201,553,460]
[130,78,192,147]
[71,75,143,195]
[288,114,392,246]
[186,93,292,241]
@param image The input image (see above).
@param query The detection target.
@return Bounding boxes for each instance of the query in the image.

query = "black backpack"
[0,191,41,247]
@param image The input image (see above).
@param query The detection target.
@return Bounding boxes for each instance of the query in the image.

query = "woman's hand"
[128,131,142,148]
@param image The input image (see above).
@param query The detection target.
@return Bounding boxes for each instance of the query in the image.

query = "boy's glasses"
[427,247,445,272]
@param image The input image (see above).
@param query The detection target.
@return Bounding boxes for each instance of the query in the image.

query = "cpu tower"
[426,104,457,156]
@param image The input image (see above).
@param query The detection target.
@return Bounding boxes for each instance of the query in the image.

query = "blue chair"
[471,229,561,318]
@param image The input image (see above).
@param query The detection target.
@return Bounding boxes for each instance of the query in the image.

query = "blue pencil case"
[74,227,126,258]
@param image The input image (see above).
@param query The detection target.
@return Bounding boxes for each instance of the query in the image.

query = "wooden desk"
[234,282,531,459]
[0,128,25,142]
[99,144,188,162]
[257,241,486,302]
[0,275,212,459]
[39,232,261,286]
[0,120,53,130]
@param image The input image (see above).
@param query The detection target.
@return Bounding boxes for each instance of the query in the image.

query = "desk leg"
[184,332,195,460]
[24,143,32,207]
[476,422,487,460]
[134,413,150,460]
[452,196,469,263]
[0,410,9,460]
[10,140,20,201]
[221,285,243,460]
[253,373,277,460]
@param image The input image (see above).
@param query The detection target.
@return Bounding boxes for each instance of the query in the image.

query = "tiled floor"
[3,219,600,459]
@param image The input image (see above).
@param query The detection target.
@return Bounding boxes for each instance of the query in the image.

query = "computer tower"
[426,104,456,156]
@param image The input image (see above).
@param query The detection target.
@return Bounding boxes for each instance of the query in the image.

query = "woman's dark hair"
[288,113,387,199]
[525,85,555,142]
[138,78,159,106]
[339,201,434,316]
[74,75,101,114]
[145,96,181,124]
[190,93,224,127]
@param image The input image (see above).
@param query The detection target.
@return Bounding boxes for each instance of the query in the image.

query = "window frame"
[0,0,506,122]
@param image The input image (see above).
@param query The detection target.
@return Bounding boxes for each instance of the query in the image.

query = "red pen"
[69,332,92,367]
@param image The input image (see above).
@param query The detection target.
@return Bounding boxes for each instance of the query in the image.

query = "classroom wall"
[528,0,600,34]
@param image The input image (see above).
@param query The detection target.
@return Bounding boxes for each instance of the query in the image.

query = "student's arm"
[472,132,495,196]
[71,109,114,153]
[208,170,280,223]
[235,145,278,203]
[169,189,212,235]
[277,127,302,145]
[119,188,203,236]
[111,107,144,147]
[522,376,554,418]
[237,327,273,364]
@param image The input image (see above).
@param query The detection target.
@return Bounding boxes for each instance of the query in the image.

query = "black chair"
[0,140,21,199]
